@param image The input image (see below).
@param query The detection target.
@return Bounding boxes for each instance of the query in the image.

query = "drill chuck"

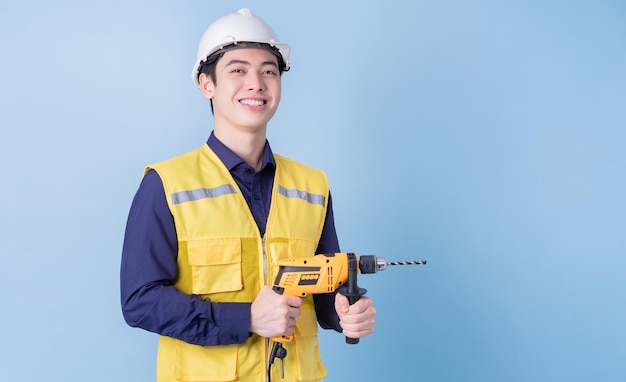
[357,255,381,274]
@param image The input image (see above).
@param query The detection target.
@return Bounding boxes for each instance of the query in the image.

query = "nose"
[246,71,265,92]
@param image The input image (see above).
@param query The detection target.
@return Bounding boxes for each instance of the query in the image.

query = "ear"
[198,73,215,100]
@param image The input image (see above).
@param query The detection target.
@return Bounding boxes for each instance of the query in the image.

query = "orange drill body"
[272,253,352,297]
[270,253,426,344]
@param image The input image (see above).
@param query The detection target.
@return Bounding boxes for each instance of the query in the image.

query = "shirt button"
[233,335,239,342]
[254,194,260,200]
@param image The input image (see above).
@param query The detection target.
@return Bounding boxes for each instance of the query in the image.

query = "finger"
[288,306,302,319]
[340,314,376,332]
[285,295,303,308]
[340,304,377,326]
[334,293,350,314]
[348,296,373,314]
[286,318,297,332]
[342,326,374,339]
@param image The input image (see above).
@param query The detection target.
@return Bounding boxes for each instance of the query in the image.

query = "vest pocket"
[174,340,238,381]
[293,306,327,380]
[186,238,243,295]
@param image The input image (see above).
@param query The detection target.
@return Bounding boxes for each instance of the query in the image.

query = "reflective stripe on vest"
[171,184,237,205]
[277,185,325,206]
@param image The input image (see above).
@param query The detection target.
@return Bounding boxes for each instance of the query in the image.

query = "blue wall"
[1,1,624,380]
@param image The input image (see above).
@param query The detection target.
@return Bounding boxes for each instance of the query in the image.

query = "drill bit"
[366,257,427,272]
[387,260,427,266]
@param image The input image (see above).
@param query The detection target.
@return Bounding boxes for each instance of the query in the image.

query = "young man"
[120,8,376,382]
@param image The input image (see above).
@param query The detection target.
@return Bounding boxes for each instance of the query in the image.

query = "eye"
[262,69,278,76]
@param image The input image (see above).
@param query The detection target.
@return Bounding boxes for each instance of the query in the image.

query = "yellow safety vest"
[147,144,329,382]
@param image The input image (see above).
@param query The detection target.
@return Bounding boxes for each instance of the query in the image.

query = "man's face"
[200,47,282,134]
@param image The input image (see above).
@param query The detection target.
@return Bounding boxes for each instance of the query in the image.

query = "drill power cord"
[266,341,287,382]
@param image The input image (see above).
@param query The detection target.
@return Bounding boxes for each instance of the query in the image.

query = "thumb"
[335,293,350,314]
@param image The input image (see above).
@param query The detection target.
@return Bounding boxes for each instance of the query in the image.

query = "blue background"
[1,1,625,381]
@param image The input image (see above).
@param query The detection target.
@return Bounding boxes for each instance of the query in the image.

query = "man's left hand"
[334,293,376,339]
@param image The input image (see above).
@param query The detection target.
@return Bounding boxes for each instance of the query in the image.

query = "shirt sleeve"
[312,192,343,332]
[120,170,251,346]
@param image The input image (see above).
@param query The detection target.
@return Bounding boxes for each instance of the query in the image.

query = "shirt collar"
[207,131,276,171]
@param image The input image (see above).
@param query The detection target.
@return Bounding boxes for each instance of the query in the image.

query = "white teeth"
[240,99,264,106]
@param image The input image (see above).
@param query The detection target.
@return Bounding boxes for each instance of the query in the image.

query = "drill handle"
[337,286,367,344]
[269,285,293,343]
[337,253,367,344]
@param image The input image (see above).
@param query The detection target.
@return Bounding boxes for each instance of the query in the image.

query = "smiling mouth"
[240,99,266,107]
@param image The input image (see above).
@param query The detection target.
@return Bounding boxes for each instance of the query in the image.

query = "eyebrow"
[225,59,279,69]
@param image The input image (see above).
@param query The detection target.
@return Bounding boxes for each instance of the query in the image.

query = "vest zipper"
[262,233,268,285]
[262,233,271,381]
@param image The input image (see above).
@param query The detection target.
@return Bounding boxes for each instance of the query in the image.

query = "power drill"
[267,252,426,380]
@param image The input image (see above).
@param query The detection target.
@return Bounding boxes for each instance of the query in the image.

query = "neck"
[213,127,267,171]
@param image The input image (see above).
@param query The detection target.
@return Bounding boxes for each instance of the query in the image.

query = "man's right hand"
[249,286,302,338]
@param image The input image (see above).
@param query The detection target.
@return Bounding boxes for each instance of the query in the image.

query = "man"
[120,8,376,382]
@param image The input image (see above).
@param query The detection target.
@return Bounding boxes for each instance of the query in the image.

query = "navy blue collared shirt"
[120,132,341,346]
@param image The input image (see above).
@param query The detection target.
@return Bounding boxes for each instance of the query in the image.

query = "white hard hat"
[191,8,290,87]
